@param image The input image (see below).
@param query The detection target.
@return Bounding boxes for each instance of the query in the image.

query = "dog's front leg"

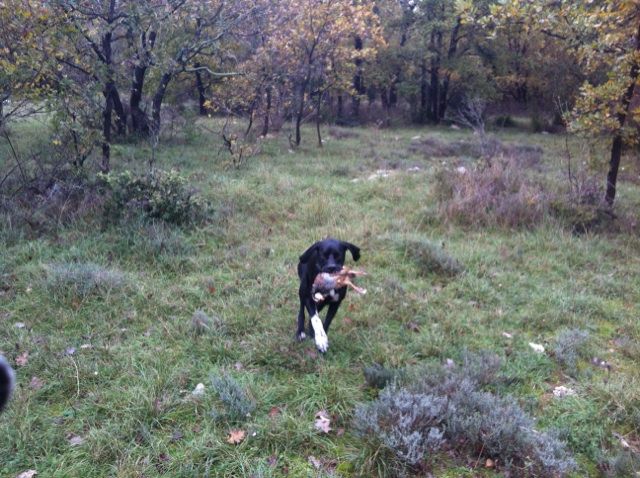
[304,300,328,353]
[323,301,341,334]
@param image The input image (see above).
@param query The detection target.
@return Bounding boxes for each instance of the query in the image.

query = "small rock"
[191,383,205,397]
[553,386,576,398]
[528,342,545,353]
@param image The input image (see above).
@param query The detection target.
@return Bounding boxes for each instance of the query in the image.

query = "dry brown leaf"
[268,406,281,418]
[16,351,29,367]
[485,458,495,468]
[314,410,331,434]
[226,429,246,445]
[29,376,44,390]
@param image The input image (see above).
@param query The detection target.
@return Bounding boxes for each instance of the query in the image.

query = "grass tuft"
[44,261,127,298]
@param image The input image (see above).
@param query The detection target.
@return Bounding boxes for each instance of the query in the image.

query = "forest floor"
[1,119,640,477]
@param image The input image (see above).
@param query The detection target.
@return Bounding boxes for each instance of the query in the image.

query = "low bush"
[599,450,640,477]
[549,173,609,234]
[552,328,591,377]
[190,310,224,336]
[354,353,576,476]
[100,169,207,226]
[210,373,256,424]
[363,363,403,390]
[432,156,548,229]
[402,238,464,277]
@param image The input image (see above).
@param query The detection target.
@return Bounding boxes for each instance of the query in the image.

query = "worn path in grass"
[1,122,640,476]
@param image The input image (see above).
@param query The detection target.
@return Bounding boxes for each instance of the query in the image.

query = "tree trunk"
[129,30,156,135]
[294,80,307,146]
[101,91,113,173]
[428,31,442,123]
[419,59,428,123]
[130,63,149,134]
[605,24,640,207]
[100,20,114,173]
[111,86,127,136]
[261,86,271,136]
[195,62,207,116]
[439,18,461,121]
[151,72,173,136]
[337,94,344,123]
[316,92,322,148]
[381,89,391,127]
[351,36,364,121]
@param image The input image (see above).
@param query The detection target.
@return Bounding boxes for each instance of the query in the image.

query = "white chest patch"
[311,314,328,353]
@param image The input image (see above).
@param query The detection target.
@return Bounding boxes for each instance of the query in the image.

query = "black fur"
[0,355,15,413]
[297,238,361,352]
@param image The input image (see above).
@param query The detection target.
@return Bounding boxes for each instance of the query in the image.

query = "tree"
[486,0,640,208]
[0,1,54,128]
[262,0,382,146]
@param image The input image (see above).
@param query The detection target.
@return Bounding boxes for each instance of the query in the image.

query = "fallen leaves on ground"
[314,410,331,433]
[29,376,44,390]
[16,351,29,367]
[226,429,246,445]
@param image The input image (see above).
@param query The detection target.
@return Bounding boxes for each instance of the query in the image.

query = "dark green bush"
[363,363,403,390]
[100,169,207,226]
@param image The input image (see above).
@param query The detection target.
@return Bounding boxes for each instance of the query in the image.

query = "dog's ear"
[299,243,318,264]
[341,241,361,262]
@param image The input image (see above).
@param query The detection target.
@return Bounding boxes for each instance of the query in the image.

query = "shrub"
[549,173,609,234]
[100,169,207,226]
[354,385,446,466]
[190,310,224,336]
[354,353,576,476]
[45,262,126,298]
[433,156,548,229]
[394,237,463,277]
[210,373,255,423]
[363,363,403,390]
[599,450,640,477]
[553,329,591,376]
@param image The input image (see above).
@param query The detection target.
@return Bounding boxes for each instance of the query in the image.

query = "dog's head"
[299,238,360,274]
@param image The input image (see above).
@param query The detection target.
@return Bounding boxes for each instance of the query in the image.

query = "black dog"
[0,355,15,413]
[297,238,361,353]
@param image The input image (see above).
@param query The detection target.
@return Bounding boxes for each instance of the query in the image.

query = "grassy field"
[1,120,640,477]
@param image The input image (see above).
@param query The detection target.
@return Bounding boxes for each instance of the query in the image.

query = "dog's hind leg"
[296,303,306,341]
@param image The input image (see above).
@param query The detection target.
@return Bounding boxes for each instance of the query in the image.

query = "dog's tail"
[0,355,15,413]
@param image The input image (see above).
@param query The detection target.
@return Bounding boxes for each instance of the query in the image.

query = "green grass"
[2,120,640,476]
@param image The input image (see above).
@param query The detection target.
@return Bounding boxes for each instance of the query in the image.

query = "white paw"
[297,331,306,341]
[311,314,329,353]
